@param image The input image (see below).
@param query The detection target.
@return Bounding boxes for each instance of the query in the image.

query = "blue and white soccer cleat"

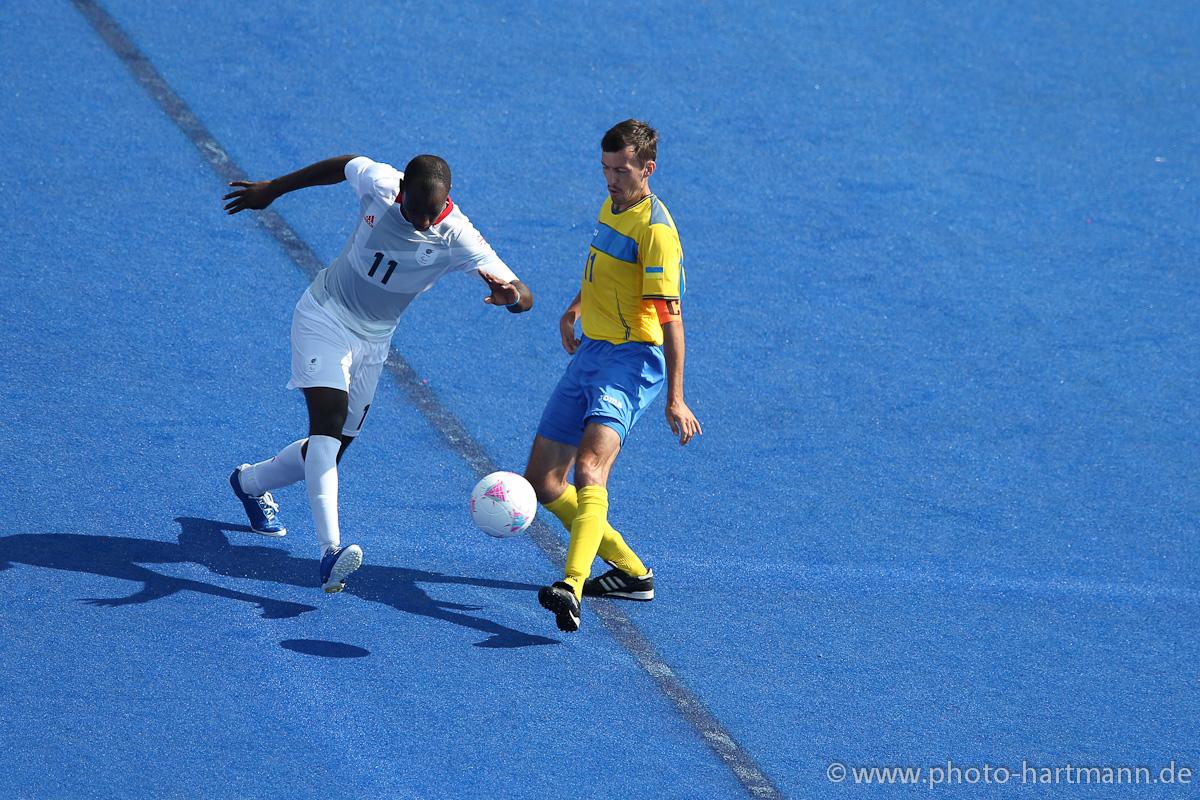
[229,465,287,537]
[320,544,363,594]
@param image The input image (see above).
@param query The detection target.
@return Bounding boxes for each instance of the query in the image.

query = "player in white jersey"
[222,154,533,592]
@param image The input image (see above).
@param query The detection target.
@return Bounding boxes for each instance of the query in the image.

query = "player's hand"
[223,180,278,214]
[666,399,702,445]
[480,271,520,306]
[559,308,581,354]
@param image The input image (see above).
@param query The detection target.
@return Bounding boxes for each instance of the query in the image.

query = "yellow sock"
[543,485,580,531]
[564,486,609,600]
[545,486,647,579]
[597,529,648,578]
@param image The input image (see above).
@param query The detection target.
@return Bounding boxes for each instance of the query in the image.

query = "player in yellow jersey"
[525,120,702,632]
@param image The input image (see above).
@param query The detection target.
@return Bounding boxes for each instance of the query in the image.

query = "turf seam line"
[70,2,786,797]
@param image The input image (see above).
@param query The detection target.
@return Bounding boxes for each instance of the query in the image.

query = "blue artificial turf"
[1,1,1197,797]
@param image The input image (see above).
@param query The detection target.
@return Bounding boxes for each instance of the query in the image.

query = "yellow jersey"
[580,194,684,346]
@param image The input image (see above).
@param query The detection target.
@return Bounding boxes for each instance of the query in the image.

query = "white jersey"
[307,156,518,341]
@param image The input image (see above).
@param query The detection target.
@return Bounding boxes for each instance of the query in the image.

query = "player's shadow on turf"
[0,528,317,620]
[0,518,557,649]
[173,516,558,649]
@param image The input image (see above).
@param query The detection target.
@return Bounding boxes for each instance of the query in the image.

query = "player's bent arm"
[560,292,583,354]
[224,154,359,214]
[659,308,702,445]
[562,291,582,327]
[565,291,582,316]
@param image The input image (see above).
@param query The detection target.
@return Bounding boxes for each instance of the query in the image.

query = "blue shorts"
[537,337,666,447]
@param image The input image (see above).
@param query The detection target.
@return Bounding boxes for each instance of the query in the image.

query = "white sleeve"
[344,156,402,203]
[450,221,518,283]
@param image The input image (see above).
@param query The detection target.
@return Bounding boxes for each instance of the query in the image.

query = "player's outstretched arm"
[223,154,359,214]
[559,292,582,354]
[661,312,702,446]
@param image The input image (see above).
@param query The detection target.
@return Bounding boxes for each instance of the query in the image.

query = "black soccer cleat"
[538,581,581,632]
[583,566,654,601]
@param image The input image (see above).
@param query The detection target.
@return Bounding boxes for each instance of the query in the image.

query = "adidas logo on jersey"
[363,214,375,227]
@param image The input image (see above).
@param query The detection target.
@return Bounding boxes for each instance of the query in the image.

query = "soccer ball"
[469,471,537,538]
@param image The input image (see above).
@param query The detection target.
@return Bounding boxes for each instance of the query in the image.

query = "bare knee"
[525,469,568,505]
[524,435,575,504]
[573,455,608,488]
[574,424,621,488]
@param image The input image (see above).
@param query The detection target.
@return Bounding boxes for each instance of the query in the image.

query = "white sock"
[239,439,307,496]
[304,435,341,555]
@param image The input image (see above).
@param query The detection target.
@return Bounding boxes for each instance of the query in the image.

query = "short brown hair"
[602,119,657,165]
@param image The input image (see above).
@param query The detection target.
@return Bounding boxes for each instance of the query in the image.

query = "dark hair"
[602,119,657,165]
[403,154,452,198]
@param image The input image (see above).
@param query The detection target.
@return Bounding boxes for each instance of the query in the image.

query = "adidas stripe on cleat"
[583,566,654,601]
[538,581,581,632]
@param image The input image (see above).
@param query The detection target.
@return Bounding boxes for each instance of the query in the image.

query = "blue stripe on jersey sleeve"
[649,197,674,229]
[592,223,639,263]
[645,266,665,273]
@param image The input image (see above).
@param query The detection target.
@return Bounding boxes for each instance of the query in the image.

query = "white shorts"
[287,290,391,437]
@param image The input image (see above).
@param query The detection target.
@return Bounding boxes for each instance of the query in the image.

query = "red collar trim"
[396,193,455,226]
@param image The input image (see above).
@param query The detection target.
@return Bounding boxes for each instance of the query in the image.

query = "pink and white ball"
[469,471,537,538]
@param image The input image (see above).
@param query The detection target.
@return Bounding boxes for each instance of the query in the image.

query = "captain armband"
[650,298,681,324]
